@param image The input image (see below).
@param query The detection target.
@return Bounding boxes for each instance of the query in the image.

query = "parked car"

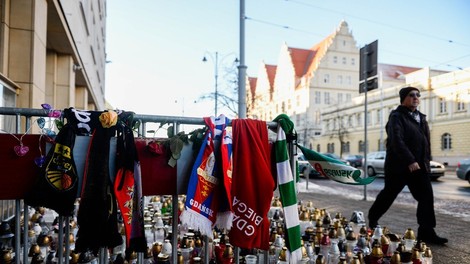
[456,158,470,184]
[365,151,446,180]
[365,151,386,176]
[322,153,351,166]
[297,155,322,178]
[344,154,364,168]
[429,160,446,180]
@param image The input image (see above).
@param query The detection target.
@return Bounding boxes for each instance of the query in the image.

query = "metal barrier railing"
[0,106,283,264]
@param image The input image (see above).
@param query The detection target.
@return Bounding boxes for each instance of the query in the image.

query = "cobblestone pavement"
[296,185,470,264]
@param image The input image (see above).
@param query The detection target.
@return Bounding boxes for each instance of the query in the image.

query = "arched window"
[342,141,350,153]
[441,133,452,150]
[359,140,365,152]
[327,143,335,153]
[316,144,321,152]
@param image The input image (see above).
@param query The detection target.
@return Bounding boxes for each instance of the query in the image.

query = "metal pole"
[379,72,384,151]
[58,216,64,264]
[171,121,179,264]
[363,44,369,201]
[23,202,29,264]
[215,51,219,116]
[238,0,247,119]
[64,216,71,264]
[234,1,247,263]
[15,114,22,264]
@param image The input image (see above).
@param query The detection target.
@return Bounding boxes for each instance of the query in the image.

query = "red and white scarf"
[228,119,274,250]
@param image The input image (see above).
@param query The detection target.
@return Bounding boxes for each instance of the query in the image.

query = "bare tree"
[329,110,350,158]
[199,60,239,117]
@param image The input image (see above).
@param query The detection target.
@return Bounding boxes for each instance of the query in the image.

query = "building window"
[358,140,364,152]
[1,83,16,107]
[351,58,356,65]
[324,74,330,83]
[346,76,351,85]
[0,82,17,132]
[333,56,337,64]
[342,141,350,153]
[316,144,321,152]
[456,93,465,111]
[342,57,347,64]
[439,97,447,113]
[359,140,369,153]
[315,91,321,104]
[314,111,321,125]
[327,143,335,153]
[324,92,330,104]
[346,94,351,102]
[338,93,343,103]
[441,133,452,150]
[378,139,385,151]
[377,109,382,124]
[337,75,343,84]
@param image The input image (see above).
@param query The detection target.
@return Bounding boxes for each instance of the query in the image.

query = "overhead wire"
[286,0,470,48]
[245,0,469,70]
[245,17,325,39]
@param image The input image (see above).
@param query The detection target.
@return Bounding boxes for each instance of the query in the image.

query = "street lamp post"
[203,52,219,116]
[202,51,238,116]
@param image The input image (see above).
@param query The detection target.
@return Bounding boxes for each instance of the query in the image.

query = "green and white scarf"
[273,114,302,263]
[297,144,376,185]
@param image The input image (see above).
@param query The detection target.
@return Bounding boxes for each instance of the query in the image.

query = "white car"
[429,160,446,180]
[296,155,321,178]
[365,151,445,180]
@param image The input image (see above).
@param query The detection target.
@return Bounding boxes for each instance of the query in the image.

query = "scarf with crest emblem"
[180,115,232,237]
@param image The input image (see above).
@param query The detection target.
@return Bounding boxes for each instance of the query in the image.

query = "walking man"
[368,86,448,244]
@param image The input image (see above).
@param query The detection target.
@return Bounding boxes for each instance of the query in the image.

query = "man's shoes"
[369,220,379,230]
[417,228,448,245]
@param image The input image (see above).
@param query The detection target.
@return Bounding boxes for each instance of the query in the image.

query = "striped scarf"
[297,144,375,185]
[273,114,302,263]
[180,115,231,237]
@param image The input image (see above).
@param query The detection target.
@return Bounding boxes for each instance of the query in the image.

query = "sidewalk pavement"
[296,190,470,264]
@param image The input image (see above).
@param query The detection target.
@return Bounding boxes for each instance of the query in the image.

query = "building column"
[8,0,48,108]
[75,86,88,109]
[55,54,75,109]
[45,51,57,105]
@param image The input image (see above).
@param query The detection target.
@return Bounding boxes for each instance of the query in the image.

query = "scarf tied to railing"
[180,115,232,237]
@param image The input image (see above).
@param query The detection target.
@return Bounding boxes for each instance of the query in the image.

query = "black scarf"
[72,108,122,253]
[25,114,78,216]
